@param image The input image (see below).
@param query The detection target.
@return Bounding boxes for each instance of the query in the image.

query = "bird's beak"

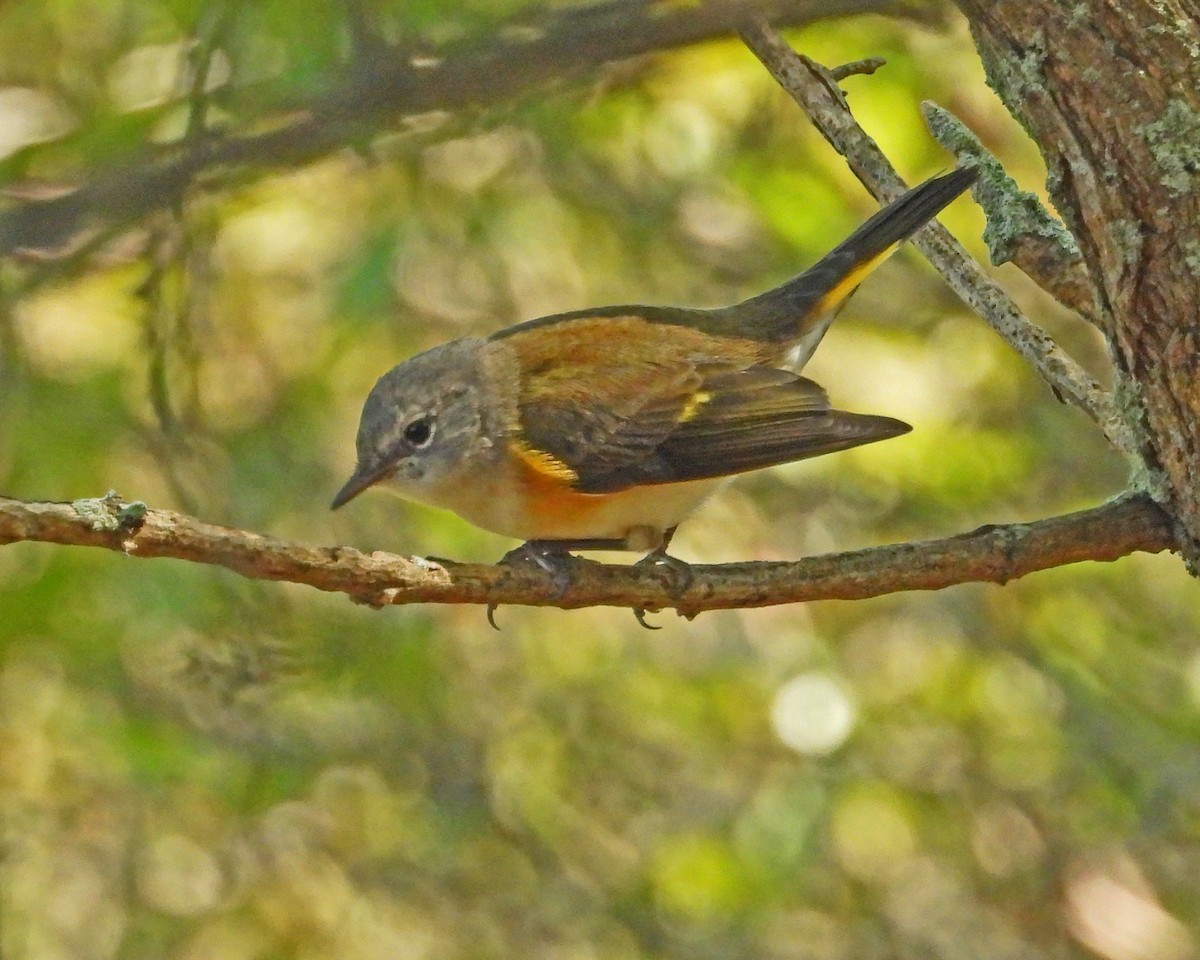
[330,461,393,510]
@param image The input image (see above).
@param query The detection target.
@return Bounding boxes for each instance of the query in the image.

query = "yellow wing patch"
[509,438,579,484]
[678,390,712,424]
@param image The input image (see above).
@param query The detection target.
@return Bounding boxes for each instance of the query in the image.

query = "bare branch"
[736,21,1146,467]
[0,494,1174,617]
[0,0,919,261]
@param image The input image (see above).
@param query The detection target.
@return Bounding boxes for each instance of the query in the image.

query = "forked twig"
[737,20,1144,466]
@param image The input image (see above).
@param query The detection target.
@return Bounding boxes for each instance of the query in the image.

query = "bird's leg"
[487,539,613,629]
[631,527,694,630]
[487,533,694,630]
[516,537,632,554]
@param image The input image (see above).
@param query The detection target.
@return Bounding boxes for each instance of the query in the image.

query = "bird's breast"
[391,448,720,548]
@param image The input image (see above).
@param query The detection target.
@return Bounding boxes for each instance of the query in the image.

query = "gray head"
[330,338,498,509]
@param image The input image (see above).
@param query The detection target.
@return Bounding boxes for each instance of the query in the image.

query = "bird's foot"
[486,540,598,629]
[630,541,694,630]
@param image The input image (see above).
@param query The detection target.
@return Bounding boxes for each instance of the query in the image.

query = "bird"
[332,166,976,597]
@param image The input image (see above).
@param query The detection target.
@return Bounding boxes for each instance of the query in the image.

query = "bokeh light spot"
[770,672,857,756]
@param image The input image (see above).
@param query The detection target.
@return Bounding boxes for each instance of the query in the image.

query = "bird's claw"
[633,608,662,630]
[487,541,585,629]
[636,548,694,595]
[630,548,694,629]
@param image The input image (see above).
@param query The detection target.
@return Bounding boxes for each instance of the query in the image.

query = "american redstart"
[332,167,976,563]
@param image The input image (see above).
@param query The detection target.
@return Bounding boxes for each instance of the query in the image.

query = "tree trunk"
[956,0,1200,564]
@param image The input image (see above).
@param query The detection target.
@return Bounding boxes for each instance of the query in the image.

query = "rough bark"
[956,0,1200,565]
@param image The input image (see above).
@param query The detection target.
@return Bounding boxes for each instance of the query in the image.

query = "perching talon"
[486,540,588,629]
[632,607,663,630]
[635,548,695,598]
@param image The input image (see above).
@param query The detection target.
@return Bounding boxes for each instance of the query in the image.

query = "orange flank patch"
[509,438,622,532]
[505,439,716,546]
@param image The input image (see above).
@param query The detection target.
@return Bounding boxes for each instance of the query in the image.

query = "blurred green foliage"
[0,1,1198,958]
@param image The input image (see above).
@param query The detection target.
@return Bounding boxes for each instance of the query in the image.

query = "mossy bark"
[957,0,1200,563]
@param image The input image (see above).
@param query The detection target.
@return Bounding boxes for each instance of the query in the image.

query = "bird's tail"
[717,165,977,367]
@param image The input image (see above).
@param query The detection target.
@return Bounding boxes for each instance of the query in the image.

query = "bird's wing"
[499,312,908,494]
[604,365,910,491]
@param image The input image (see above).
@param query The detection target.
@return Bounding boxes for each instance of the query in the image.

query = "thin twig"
[0,494,1174,616]
[829,56,887,80]
[184,0,240,143]
[736,21,1144,466]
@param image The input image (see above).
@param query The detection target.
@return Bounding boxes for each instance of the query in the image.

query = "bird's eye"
[404,416,434,448]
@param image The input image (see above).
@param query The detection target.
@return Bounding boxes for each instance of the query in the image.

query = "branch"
[736,21,1146,467]
[0,493,1174,617]
[953,1,1200,567]
[0,0,919,260]
[921,101,1105,327]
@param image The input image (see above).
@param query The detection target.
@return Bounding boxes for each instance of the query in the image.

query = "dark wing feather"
[503,311,907,494]
[518,362,704,485]
[639,368,910,489]
[508,311,761,488]
[523,362,909,494]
